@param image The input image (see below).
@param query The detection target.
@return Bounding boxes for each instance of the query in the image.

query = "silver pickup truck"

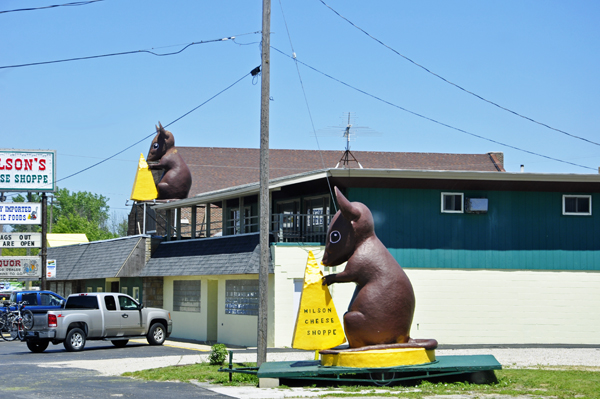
[25,292,172,353]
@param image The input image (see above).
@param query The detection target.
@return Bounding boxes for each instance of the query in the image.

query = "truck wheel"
[64,328,86,352]
[146,323,166,345]
[27,340,49,353]
[111,340,129,348]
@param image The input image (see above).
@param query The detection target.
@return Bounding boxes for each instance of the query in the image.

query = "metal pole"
[41,193,47,290]
[257,0,271,367]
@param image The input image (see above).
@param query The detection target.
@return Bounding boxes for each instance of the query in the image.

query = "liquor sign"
[0,232,42,248]
[0,149,56,192]
[0,203,41,225]
[47,259,56,279]
[0,257,42,278]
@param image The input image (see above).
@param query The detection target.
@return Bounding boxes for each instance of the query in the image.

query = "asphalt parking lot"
[0,338,232,399]
[3,337,600,399]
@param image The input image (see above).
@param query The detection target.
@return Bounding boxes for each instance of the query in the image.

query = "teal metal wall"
[348,187,600,271]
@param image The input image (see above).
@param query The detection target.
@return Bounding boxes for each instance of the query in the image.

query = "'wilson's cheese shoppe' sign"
[0,150,56,192]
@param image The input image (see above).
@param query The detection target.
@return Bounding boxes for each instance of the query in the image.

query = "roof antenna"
[336,113,364,169]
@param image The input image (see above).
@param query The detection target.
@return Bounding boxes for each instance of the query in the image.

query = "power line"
[55,67,258,184]
[0,0,103,14]
[272,46,596,172]
[317,0,600,148]
[0,32,260,70]
[277,0,337,212]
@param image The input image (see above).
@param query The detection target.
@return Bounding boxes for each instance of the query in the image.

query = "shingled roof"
[47,235,146,280]
[177,147,504,197]
[141,233,272,277]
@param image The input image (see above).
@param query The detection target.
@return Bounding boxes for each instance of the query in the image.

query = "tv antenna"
[316,113,381,168]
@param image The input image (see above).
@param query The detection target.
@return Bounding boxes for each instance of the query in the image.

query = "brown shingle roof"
[177,147,505,196]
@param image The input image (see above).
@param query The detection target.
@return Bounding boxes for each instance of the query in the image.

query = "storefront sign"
[47,259,56,279]
[0,203,41,225]
[0,257,41,278]
[0,232,42,248]
[0,150,56,192]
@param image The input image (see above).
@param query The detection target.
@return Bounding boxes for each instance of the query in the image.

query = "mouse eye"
[329,230,341,244]
[153,143,159,149]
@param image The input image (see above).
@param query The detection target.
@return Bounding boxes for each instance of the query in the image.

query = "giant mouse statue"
[147,122,192,200]
[322,187,416,349]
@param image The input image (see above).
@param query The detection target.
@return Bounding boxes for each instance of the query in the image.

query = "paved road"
[0,339,233,399]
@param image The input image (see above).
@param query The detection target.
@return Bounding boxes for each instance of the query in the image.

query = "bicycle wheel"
[21,310,34,330]
[15,324,25,341]
[0,316,17,341]
[0,312,7,331]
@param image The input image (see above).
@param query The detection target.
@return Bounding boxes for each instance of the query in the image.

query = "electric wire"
[277,0,337,212]
[55,67,257,184]
[317,0,600,148]
[0,32,260,70]
[0,0,103,14]
[272,46,595,171]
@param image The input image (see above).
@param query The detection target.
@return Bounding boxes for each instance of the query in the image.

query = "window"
[41,293,63,306]
[132,287,140,302]
[21,293,38,306]
[173,280,201,312]
[563,195,592,216]
[65,296,99,310]
[104,296,117,311]
[121,287,128,295]
[118,295,139,310]
[225,280,259,315]
[441,193,464,213]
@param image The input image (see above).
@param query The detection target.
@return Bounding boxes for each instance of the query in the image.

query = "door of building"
[207,280,218,342]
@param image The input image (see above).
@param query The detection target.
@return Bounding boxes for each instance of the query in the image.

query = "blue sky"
[2,0,599,222]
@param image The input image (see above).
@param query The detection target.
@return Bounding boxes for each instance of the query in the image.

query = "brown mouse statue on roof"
[147,122,192,200]
[322,187,436,350]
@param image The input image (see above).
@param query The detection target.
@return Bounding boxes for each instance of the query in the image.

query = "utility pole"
[257,0,271,367]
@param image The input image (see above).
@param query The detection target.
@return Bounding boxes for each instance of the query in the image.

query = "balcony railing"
[271,213,333,244]
[224,213,333,244]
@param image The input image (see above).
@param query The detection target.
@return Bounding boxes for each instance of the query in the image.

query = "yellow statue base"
[321,347,436,368]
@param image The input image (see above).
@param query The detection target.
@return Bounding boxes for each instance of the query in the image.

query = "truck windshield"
[65,296,99,309]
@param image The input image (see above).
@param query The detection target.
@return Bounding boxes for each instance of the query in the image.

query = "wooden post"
[191,205,197,238]
[257,0,271,367]
[205,203,211,238]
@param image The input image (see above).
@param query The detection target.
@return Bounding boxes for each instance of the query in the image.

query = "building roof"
[153,167,600,210]
[177,147,505,197]
[47,235,146,280]
[141,233,273,277]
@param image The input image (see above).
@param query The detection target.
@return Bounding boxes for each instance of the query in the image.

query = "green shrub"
[209,344,228,365]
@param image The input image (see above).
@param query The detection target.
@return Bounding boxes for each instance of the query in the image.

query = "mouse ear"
[335,187,360,222]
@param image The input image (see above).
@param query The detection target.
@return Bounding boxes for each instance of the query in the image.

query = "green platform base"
[255,355,501,386]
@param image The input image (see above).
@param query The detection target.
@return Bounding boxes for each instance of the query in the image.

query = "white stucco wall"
[163,274,274,347]
[407,269,600,345]
[271,245,600,346]
[163,276,207,341]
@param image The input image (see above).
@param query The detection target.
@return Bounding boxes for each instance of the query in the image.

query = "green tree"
[9,188,118,242]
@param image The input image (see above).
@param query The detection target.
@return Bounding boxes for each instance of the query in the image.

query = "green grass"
[123,362,259,386]
[125,364,600,398]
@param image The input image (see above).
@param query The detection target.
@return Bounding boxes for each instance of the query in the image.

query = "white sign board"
[47,259,56,279]
[0,232,42,248]
[0,150,56,192]
[0,257,42,278]
[0,203,41,225]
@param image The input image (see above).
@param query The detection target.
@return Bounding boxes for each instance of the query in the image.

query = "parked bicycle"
[0,301,34,341]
